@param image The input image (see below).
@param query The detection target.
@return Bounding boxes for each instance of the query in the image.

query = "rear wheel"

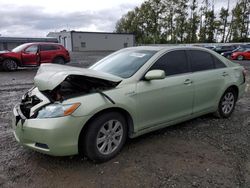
[237,55,244,61]
[215,88,237,118]
[2,59,18,71]
[53,57,65,64]
[81,112,127,163]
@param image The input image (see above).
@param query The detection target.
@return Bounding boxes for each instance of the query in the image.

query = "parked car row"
[204,44,250,60]
[0,42,70,71]
[1,42,249,72]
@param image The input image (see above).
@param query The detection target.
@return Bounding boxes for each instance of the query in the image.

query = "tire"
[81,112,127,163]
[2,59,18,71]
[53,57,65,64]
[237,55,244,61]
[226,55,231,59]
[215,88,237,118]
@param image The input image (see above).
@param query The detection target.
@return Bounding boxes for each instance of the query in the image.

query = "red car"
[231,49,250,60]
[0,42,70,71]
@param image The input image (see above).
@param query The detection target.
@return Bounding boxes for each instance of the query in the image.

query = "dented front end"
[12,64,122,156]
[15,76,120,122]
[15,64,122,121]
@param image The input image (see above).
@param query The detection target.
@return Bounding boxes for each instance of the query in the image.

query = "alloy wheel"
[4,59,17,71]
[237,55,244,61]
[221,92,235,114]
[96,119,123,155]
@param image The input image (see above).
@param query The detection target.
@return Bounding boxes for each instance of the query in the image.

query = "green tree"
[173,0,188,43]
[229,0,250,42]
[219,6,229,42]
[115,0,249,44]
[186,0,200,43]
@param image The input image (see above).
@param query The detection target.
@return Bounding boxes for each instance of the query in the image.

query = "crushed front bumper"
[12,87,90,156]
[13,104,90,156]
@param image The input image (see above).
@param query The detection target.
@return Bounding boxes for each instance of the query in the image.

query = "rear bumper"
[238,82,246,99]
[13,105,90,156]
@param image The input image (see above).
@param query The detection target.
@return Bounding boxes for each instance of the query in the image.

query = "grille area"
[20,95,41,118]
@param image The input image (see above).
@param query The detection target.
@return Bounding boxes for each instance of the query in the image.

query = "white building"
[47,31,135,52]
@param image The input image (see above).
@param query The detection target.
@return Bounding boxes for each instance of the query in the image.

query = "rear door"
[39,44,60,63]
[187,50,227,114]
[21,45,39,66]
[136,50,194,130]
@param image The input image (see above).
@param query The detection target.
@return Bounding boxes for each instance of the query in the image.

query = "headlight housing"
[37,103,80,119]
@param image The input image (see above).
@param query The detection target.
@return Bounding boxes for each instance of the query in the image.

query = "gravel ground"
[0,53,250,188]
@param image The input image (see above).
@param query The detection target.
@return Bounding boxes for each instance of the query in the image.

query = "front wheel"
[81,112,127,163]
[237,55,244,61]
[215,89,237,118]
[2,59,18,71]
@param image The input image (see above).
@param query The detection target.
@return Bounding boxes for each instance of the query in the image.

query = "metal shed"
[47,31,135,52]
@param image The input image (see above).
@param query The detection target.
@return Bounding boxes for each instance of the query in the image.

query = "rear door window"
[188,50,214,72]
[150,50,189,76]
[40,45,59,51]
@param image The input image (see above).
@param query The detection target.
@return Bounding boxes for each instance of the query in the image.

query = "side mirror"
[144,70,165,81]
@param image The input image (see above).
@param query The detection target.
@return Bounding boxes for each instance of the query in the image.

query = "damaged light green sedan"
[13,46,246,162]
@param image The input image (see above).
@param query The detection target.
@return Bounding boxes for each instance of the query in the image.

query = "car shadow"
[26,113,217,165]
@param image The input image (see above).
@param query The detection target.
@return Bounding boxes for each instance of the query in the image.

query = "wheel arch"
[223,85,239,100]
[3,57,21,66]
[78,107,134,153]
[237,54,244,60]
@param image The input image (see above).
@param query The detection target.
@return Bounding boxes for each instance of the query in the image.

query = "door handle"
[222,72,228,77]
[184,79,193,85]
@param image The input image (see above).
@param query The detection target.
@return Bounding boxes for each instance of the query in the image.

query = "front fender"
[63,84,137,124]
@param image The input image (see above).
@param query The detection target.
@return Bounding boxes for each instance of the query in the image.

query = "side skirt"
[129,109,215,139]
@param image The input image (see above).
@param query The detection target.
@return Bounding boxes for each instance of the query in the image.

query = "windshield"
[90,49,157,78]
[11,43,30,52]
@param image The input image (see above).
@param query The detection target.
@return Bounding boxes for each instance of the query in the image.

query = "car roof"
[124,45,213,52]
[22,42,60,46]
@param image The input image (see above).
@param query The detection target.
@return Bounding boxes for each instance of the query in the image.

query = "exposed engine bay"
[42,75,119,102]
[19,75,120,119]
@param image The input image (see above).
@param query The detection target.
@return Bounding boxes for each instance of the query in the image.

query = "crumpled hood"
[34,64,122,91]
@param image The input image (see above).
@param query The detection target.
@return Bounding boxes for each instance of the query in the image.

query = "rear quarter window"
[188,50,214,72]
[213,56,226,69]
[40,45,60,51]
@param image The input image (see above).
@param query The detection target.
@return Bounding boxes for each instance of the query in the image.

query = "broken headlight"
[37,103,80,119]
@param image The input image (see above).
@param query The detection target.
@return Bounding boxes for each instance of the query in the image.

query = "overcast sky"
[0,0,144,37]
[0,0,233,37]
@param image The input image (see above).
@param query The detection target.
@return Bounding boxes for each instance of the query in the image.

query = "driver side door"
[135,50,194,131]
[21,45,39,66]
